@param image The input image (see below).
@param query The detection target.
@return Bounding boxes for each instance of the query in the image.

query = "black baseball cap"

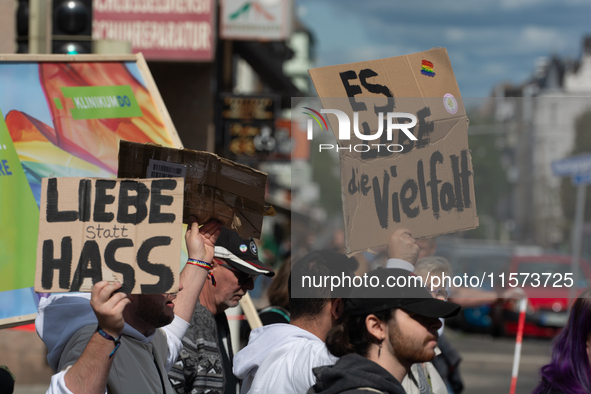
[214,228,275,277]
[345,268,460,319]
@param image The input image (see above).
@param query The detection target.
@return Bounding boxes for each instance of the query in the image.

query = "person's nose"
[431,317,442,331]
[243,277,255,291]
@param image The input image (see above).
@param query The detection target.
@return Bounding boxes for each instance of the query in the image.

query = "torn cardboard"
[117,140,274,239]
[308,48,478,255]
[35,177,184,293]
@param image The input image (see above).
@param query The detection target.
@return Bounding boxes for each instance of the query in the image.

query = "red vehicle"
[500,255,591,338]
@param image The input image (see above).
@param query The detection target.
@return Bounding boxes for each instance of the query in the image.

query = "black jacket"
[307,353,406,394]
[432,333,463,393]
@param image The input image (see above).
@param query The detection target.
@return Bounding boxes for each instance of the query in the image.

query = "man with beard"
[37,219,221,394]
[168,228,274,394]
[233,229,419,394]
[308,268,461,394]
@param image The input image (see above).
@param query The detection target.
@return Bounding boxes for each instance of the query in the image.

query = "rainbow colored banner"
[0,56,181,326]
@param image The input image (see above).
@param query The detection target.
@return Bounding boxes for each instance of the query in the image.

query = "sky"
[297,0,591,98]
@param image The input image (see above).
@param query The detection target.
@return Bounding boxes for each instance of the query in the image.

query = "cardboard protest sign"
[35,177,184,294]
[118,140,274,239]
[308,48,478,255]
[0,54,182,327]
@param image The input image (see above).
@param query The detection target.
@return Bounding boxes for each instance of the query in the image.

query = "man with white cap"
[168,228,274,394]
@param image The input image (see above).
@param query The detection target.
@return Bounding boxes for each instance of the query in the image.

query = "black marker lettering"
[348,168,358,195]
[372,170,390,229]
[149,180,177,224]
[137,236,174,293]
[117,180,149,224]
[339,70,367,111]
[450,154,464,211]
[94,180,116,222]
[417,160,429,210]
[400,180,420,218]
[360,174,371,196]
[391,192,401,223]
[79,179,91,222]
[104,239,135,293]
[46,178,78,222]
[415,107,434,149]
[440,182,456,211]
[460,150,472,208]
[428,151,443,219]
[70,240,102,292]
[41,237,72,290]
[359,68,394,111]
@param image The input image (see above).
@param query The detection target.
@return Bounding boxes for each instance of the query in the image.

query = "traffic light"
[16,0,29,53]
[52,0,92,54]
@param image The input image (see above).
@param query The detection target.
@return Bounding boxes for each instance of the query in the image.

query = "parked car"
[435,238,517,334]
[499,255,591,338]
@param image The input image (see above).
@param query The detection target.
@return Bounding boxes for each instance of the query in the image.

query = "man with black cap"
[308,268,461,394]
[233,228,419,394]
[168,228,274,394]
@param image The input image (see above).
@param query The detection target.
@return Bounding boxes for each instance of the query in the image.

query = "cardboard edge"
[0,313,36,330]
[345,221,479,257]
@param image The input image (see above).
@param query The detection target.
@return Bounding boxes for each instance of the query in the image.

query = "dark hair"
[0,366,15,394]
[325,309,393,358]
[288,250,358,320]
[533,288,591,394]
[267,257,291,311]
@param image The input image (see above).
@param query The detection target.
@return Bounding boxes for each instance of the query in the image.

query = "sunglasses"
[216,259,256,285]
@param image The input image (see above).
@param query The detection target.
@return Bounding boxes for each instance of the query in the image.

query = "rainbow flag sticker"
[421,60,435,77]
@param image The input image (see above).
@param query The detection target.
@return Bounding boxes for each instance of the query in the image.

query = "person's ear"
[365,314,387,343]
[330,298,345,320]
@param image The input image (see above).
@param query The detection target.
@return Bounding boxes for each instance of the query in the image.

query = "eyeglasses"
[216,259,255,285]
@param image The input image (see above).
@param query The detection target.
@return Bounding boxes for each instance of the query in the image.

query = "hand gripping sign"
[308,48,479,255]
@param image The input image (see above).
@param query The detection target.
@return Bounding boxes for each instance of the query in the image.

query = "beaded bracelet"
[97,327,122,359]
[186,258,216,287]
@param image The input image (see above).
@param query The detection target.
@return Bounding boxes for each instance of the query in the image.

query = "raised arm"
[57,282,129,394]
[173,218,222,323]
[386,228,420,271]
